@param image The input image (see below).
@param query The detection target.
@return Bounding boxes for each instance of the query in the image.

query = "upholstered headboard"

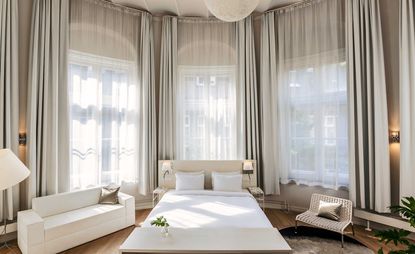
[158,160,257,189]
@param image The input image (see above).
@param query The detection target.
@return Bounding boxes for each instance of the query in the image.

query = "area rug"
[280,226,374,254]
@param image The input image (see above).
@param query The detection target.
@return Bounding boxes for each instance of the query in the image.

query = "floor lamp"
[0,149,30,250]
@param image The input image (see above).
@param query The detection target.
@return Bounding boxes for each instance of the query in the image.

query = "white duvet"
[142,190,273,228]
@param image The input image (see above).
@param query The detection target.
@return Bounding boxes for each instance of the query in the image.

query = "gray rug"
[280,227,374,254]
[284,236,374,254]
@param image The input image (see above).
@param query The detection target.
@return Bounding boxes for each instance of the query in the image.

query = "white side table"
[152,187,167,207]
[248,187,265,210]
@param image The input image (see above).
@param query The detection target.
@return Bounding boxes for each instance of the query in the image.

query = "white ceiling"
[112,0,300,17]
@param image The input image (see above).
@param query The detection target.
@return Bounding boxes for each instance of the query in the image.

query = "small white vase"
[161,226,169,237]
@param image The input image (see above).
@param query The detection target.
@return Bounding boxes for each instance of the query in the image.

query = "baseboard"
[135,201,153,210]
[0,222,17,242]
[0,222,17,235]
[264,201,307,213]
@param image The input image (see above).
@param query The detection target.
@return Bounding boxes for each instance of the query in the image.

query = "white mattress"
[143,190,273,228]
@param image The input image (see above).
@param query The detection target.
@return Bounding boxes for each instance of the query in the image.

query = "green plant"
[150,216,170,227]
[375,197,415,254]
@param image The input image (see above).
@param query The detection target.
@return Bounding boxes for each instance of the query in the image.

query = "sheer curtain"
[261,0,347,191]
[69,0,156,193]
[176,18,238,160]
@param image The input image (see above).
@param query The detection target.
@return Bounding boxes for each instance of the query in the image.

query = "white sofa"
[17,187,135,254]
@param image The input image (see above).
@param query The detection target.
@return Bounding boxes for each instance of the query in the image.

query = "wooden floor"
[0,208,399,254]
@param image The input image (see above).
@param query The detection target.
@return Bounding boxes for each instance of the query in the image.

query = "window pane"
[177,67,237,160]
[287,60,348,188]
[68,51,138,190]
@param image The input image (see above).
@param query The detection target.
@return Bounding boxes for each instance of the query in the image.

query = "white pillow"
[212,173,243,192]
[175,172,205,191]
[211,171,240,189]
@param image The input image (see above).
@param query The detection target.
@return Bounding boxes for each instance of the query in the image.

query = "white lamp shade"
[243,161,253,171]
[161,161,172,173]
[204,0,259,22]
[0,149,30,191]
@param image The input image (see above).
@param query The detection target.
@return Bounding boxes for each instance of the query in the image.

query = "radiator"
[354,209,415,232]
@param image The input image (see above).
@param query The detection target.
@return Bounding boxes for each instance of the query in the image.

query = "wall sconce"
[243,161,254,176]
[19,133,27,146]
[389,131,400,143]
[161,161,173,180]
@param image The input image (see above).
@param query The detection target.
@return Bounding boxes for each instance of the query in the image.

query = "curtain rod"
[88,0,152,16]
[264,0,322,14]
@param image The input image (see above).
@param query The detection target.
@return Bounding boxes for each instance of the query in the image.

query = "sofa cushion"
[33,187,102,217]
[44,204,124,241]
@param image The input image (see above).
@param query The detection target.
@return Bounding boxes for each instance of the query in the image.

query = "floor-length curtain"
[237,16,261,186]
[0,0,19,220]
[26,0,69,205]
[138,12,157,194]
[68,0,156,194]
[261,0,347,194]
[346,0,390,212]
[400,0,415,199]
[159,16,177,160]
[260,12,280,195]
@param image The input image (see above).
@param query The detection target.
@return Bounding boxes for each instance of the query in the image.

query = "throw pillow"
[317,200,342,221]
[99,184,120,204]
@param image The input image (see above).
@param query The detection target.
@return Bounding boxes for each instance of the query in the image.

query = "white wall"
[379,0,400,206]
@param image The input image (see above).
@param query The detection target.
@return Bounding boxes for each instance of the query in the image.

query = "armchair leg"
[351,223,355,236]
[341,233,344,248]
[295,220,298,234]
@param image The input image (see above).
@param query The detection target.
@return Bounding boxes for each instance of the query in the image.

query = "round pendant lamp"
[204,0,259,22]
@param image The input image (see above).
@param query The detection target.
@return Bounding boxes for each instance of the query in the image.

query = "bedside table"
[152,187,167,207]
[248,187,265,210]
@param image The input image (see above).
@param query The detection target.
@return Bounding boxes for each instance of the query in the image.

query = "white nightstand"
[248,187,265,210]
[152,187,167,207]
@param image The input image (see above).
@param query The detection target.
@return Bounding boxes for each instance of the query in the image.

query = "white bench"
[18,187,135,254]
[120,227,292,253]
[295,194,354,248]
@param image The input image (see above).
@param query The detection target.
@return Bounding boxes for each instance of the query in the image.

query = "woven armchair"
[295,194,354,248]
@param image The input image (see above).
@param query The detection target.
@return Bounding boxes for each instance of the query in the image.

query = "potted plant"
[375,197,415,253]
[151,216,170,237]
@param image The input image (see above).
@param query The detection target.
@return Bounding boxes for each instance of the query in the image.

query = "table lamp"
[0,149,30,249]
[243,161,254,181]
[161,161,173,180]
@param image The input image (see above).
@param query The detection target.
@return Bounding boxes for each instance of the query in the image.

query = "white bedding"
[143,190,272,228]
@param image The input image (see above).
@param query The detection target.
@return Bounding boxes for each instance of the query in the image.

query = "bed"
[142,190,272,228]
[119,160,291,253]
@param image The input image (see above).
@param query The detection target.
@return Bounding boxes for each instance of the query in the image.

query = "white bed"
[143,190,272,228]
[120,160,291,253]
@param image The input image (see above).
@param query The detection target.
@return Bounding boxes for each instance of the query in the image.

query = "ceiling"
[111,0,300,17]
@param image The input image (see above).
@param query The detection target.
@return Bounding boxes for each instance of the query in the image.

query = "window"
[286,59,348,188]
[176,66,237,160]
[68,51,138,190]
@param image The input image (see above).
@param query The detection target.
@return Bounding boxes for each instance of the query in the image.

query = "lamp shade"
[0,149,30,191]
[243,161,253,171]
[204,0,259,22]
[161,161,172,173]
